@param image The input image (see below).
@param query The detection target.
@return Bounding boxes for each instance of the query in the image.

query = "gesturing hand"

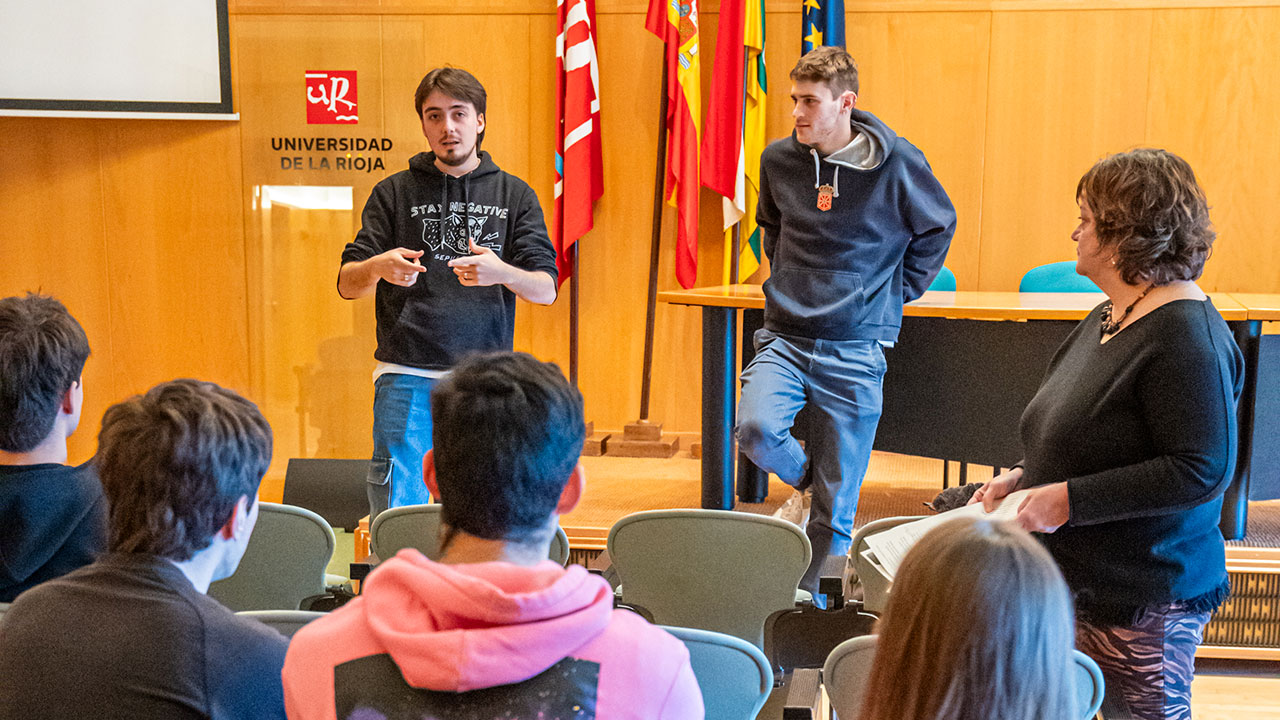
[377,248,426,287]
[447,238,511,287]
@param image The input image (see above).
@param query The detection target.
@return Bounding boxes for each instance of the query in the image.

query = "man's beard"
[436,145,476,167]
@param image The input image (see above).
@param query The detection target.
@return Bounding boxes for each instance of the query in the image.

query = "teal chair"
[371,503,571,565]
[1019,261,1101,292]
[928,266,957,291]
[823,634,1105,720]
[663,626,772,720]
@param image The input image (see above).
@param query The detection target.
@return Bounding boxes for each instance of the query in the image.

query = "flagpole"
[639,61,669,423]
[570,240,580,385]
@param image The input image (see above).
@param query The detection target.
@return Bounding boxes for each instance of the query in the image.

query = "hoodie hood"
[357,551,615,693]
[0,463,106,598]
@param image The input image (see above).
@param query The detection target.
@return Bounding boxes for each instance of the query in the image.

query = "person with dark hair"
[0,379,288,720]
[735,46,956,599]
[973,148,1241,719]
[337,66,558,522]
[861,517,1078,720]
[0,292,105,602]
[282,352,703,720]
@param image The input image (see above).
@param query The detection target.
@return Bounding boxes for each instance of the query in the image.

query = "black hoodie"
[0,462,106,602]
[342,151,558,370]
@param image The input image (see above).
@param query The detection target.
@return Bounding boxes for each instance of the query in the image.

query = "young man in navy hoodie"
[337,67,558,521]
[735,47,956,597]
[0,293,105,603]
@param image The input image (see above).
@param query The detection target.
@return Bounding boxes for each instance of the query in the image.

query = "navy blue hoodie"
[342,151,558,370]
[757,110,955,342]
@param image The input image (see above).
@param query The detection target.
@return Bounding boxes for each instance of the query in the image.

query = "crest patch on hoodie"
[335,654,599,720]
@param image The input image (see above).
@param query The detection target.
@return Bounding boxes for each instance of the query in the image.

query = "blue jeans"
[368,373,435,522]
[736,329,887,596]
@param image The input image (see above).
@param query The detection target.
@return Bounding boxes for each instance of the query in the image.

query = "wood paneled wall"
[3,1,1279,479]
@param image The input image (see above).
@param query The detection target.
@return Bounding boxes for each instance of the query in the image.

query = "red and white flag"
[554,0,604,286]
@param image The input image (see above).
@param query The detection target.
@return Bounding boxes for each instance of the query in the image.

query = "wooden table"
[661,285,1259,538]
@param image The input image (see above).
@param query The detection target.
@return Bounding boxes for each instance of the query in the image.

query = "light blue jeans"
[736,329,887,597]
[367,373,435,522]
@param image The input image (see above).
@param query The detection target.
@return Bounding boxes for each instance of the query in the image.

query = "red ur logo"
[306,71,358,124]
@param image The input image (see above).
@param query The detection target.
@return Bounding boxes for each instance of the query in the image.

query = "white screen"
[0,0,230,116]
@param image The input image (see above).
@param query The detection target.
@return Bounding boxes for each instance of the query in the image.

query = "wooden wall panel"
[0,119,114,464]
[979,10,1152,290]
[846,12,991,290]
[1146,7,1280,293]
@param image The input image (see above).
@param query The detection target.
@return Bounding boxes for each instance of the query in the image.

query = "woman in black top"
[972,148,1243,720]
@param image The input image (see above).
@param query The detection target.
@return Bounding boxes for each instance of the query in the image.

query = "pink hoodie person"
[282,550,704,720]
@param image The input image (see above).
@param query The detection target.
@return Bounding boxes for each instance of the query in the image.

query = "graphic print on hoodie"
[335,655,599,720]
[341,150,558,371]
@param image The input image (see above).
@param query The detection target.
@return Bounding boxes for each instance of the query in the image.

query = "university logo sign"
[306,71,358,124]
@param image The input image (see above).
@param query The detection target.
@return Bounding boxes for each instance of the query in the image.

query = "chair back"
[283,458,371,532]
[848,516,925,614]
[608,509,810,648]
[237,609,327,638]
[823,635,1105,720]
[0,602,9,623]
[1018,261,1102,293]
[928,266,957,292]
[371,503,570,565]
[209,502,335,611]
[663,625,772,720]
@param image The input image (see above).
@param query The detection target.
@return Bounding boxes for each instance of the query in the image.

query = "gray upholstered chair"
[370,503,570,565]
[209,502,335,611]
[607,509,810,649]
[823,634,1105,720]
[663,625,772,720]
[847,515,926,615]
[237,609,327,638]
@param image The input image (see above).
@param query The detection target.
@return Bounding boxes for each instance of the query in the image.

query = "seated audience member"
[860,517,1078,720]
[283,352,703,720]
[0,293,105,602]
[0,379,287,720]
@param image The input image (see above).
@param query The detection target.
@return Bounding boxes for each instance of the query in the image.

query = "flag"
[801,0,844,54]
[554,0,604,287]
[647,0,701,289]
[703,0,766,283]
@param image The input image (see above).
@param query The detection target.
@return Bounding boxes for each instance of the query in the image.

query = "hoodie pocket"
[765,266,865,332]
[367,456,392,487]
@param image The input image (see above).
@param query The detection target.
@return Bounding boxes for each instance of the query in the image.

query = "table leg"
[1220,320,1260,540]
[737,309,768,503]
[702,306,737,509]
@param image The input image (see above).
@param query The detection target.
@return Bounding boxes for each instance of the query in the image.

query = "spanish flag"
[801,0,844,54]
[703,0,766,283]
[647,0,701,289]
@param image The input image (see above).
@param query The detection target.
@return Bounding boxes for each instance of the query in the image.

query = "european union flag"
[801,0,844,54]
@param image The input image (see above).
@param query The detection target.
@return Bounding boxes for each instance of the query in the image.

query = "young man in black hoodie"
[337,67,559,520]
[0,293,105,603]
[735,47,956,599]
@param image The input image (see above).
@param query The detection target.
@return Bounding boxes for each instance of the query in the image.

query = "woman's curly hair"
[1076,148,1215,285]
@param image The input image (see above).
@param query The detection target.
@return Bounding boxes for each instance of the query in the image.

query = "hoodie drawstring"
[810,148,839,198]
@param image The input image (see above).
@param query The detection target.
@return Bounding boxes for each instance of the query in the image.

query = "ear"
[423,449,439,497]
[60,378,81,415]
[476,112,486,136]
[218,495,253,541]
[843,91,858,113]
[555,462,586,516]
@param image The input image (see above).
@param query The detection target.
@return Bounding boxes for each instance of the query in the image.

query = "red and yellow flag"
[554,0,604,287]
[646,0,701,288]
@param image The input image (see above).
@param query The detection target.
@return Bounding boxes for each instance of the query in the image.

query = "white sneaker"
[773,488,812,529]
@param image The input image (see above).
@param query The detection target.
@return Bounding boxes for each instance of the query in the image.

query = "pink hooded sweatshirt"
[282,550,704,720]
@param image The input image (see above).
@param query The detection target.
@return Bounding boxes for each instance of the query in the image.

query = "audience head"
[96,379,272,570]
[427,351,585,549]
[1076,147,1214,285]
[790,46,860,97]
[0,293,90,453]
[861,517,1077,720]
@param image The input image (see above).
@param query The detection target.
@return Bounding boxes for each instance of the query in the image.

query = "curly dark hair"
[96,379,272,561]
[0,294,89,452]
[1076,148,1215,285]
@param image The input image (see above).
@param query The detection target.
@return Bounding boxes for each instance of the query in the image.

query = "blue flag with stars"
[801,0,844,53]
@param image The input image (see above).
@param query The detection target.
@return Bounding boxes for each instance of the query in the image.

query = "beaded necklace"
[1100,284,1155,336]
